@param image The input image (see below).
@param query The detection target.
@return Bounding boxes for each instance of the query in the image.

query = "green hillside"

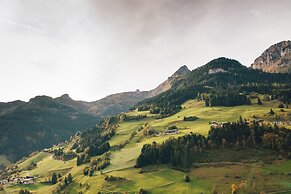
[0,96,100,164]
[1,58,290,194]
[1,97,290,194]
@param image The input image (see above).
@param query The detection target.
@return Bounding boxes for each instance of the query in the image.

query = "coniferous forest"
[136,118,291,170]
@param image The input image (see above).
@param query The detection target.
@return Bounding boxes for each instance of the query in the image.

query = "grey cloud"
[0,0,290,102]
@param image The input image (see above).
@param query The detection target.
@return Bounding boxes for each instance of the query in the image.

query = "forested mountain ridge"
[0,100,25,116]
[0,96,100,163]
[135,57,291,117]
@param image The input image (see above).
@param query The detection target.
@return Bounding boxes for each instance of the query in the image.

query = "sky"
[0,0,290,102]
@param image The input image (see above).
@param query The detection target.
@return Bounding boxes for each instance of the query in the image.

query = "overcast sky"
[0,0,290,102]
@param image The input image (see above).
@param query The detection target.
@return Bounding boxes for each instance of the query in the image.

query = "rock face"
[148,65,190,96]
[251,40,291,73]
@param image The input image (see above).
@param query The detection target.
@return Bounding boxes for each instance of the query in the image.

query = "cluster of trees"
[143,127,157,136]
[64,173,73,185]
[206,93,251,107]
[26,161,37,170]
[121,114,147,121]
[208,118,291,155]
[83,153,110,177]
[76,117,116,158]
[51,173,73,193]
[76,153,91,166]
[51,172,73,185]
[136,118,291,169]
[104,175,125,181]
[136,133,207,169]
[53,148,77,161]
[19,189,31,194]
[183,116,198,121]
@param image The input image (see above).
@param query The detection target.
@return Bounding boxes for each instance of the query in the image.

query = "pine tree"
[68,173,73,183]
[19,189,31,194]
[76,155,81,166]
[257,97,262,105]
[205,98,209,107]
[64,177,68,185]
[51,172,57,184]
[183,174,190,182]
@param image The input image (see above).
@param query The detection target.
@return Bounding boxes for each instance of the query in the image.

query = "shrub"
[268,109,275,115]
[183,174,190,182]
[258,97,262,105]
[168,126,178,130]
[19,189,31,194]
[183,116,198,121]
[138,188,148,194]
[278,103,284,108]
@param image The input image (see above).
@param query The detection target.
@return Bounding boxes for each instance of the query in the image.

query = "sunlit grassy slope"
[2,99,291,194]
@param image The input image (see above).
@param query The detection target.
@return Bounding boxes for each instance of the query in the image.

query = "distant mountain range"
[0,65,190,163]
[251,40,291,73]
[54,65,190,117]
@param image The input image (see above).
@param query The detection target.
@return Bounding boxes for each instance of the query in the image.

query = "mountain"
[55,94,91,114]
[87,65,190,116]
[1,88,290,194]
[251,40,291,73]
[53,65,190,117]
[135,57,291,116]
[0,100,25,116]
[0,96,100,163]
[148,65,190,96]
[0,65,190,164]
[87,90,149,117]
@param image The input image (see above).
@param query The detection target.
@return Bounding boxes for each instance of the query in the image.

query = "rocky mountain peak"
[251,40,291,73]
[59,94,72,100]
[173,65,190,77]
[148,65,190,97]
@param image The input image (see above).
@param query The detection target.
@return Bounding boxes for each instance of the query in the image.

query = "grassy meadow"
[1,98,291,194]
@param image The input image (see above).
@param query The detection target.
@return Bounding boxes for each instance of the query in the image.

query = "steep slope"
[251,40,291,73]
[0,96,100,162]
[148,65,190,96]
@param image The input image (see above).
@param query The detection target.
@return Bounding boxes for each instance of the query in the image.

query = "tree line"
[136,118,291,169]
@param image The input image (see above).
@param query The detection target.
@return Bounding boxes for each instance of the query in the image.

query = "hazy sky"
[0,0,290,102]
